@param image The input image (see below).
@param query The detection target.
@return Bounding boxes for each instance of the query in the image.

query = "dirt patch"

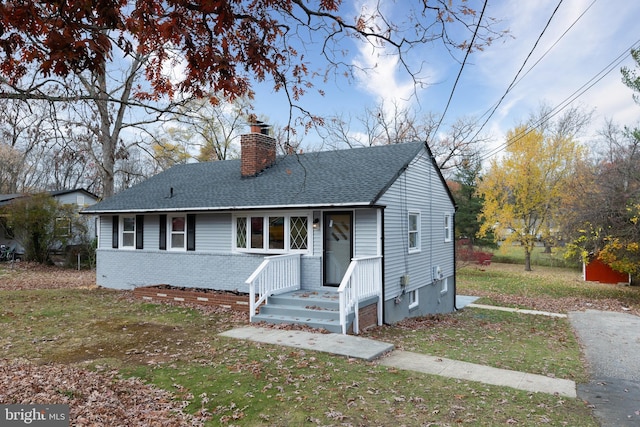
[48,320,189,365]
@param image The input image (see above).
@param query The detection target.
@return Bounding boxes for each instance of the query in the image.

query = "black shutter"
[112,215,119,248]
[159,214,167,250]
[187,214,196,251]
[136,215,144,250]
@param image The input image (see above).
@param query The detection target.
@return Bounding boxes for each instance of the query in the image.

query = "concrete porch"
[251,289,379,334]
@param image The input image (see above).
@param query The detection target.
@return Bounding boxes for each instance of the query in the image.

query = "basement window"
[408,290,419,310]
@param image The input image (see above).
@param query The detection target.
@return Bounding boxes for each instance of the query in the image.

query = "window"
[408,212,420,252]
[236,214,309,253]
[169,216,186,250]
[250,216,264,249]
[441,277,449,295]
[408,289,419,309]
[55,217,72,237]
[236,217,247,248]
[269,216,284,249]
[289,216,308,250]
[444,214,452,242]
[121,216,136,248]
[76,195,85,206]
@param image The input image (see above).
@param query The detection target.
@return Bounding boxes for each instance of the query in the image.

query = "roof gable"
[84,142,432,213]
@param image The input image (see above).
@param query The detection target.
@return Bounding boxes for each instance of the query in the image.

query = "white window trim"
[441,277,449,295]
[444,213,452,243]
[120,216,136,249]
[55,217,72,237]
[408,211,421,253]
[233,212,310,254]
[408,289,419,310]
[168,215,187,251]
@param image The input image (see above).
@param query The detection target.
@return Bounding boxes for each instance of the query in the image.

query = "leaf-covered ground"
[0,359,207,426]
[0,262,96,290]
[0,263,608,425]
[457,263,640,316]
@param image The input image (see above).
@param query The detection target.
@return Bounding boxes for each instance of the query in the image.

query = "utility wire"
[469,0,565,140]
[477,0,597,124]
[480,38,640,161]
[428,0,488,143]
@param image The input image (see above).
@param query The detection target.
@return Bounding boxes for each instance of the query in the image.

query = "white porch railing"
[247,253,301,321]
[337,256,383,335]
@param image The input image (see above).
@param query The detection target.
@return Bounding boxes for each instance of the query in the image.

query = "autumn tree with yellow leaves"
[478,124,586,271]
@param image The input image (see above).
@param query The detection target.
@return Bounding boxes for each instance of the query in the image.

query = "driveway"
[569,310,640,426]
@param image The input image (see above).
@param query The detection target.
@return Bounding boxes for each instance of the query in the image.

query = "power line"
[429,0,488,142]
[470,0,565,140]
[480,39,640,161]
[507,0,597,96]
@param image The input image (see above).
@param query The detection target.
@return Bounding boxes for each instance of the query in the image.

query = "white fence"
[337,256,383,334]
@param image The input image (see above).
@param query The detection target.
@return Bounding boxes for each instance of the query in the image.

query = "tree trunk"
[524,248,532,271]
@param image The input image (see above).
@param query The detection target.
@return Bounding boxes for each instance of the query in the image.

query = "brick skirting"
[133,285,251,312]
[133,285,380,334]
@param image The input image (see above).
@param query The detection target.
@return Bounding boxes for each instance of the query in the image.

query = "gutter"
[81,202,377,215]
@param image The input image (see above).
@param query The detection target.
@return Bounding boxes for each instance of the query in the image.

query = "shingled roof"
[83,142,430,213]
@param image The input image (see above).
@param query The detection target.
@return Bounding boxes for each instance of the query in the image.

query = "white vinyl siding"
[354,209,379,257]
[377,149,455,302]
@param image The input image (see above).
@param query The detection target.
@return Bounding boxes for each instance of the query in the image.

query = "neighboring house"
[82,126,457,333]
[0,189,99,255]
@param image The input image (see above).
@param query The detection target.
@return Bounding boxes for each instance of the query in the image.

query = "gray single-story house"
[83,127,457,333]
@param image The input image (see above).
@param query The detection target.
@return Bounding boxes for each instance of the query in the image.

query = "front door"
[323,212,353,287]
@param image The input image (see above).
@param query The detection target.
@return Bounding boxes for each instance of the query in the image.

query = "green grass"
[458,264,640,309]
[486,244,581,269]
[364,308,587,383]
[0,275,600,426]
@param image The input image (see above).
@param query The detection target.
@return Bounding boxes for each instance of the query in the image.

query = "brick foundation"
[358,302,379,331]
[133,285,252,312]
[133,285,379,335]
[347,302,379,334]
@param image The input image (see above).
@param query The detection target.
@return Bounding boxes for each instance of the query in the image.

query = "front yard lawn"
[0,263,611,425]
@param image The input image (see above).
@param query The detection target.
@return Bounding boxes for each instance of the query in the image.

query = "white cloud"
[350,0,437,115]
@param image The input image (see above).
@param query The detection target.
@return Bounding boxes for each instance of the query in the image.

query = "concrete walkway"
[380,350,576,398]
[220,324,577,398]
[468,303,568,318]
[219,327,393,362]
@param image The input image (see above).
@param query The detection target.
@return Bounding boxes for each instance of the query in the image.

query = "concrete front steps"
[251,290,353,334]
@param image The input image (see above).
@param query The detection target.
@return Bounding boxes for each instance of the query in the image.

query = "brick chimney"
[241,122,276,177]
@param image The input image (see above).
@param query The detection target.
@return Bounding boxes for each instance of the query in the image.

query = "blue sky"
[250,0,640,156]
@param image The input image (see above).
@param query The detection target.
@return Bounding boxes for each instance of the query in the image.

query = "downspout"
[380,207,386,324]
[453,210,458,311]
